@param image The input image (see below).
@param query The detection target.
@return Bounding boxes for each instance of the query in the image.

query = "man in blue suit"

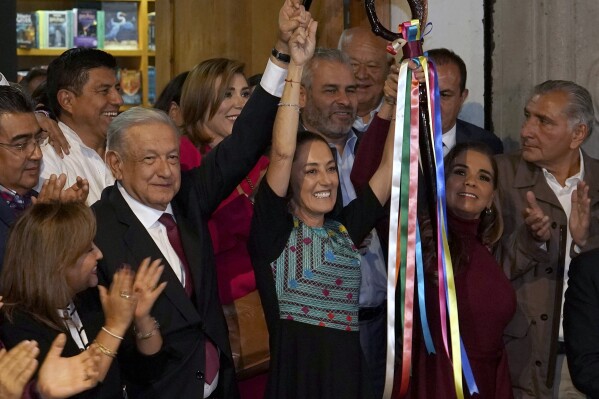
[427,48,503,155]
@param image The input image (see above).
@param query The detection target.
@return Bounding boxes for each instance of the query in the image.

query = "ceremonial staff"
[365,1,478,398]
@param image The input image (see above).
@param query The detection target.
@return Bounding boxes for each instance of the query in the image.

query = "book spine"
[97,10,105,49]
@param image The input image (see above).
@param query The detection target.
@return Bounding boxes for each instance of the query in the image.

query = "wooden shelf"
[17,48,146,57]
[17,0,155,107]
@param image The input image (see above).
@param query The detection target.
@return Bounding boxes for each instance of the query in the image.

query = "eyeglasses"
[0,136,48,155]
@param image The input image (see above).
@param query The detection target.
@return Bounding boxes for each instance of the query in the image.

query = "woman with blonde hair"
[178,58,270,399]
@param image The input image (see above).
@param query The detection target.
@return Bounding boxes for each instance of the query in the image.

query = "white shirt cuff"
[261,59,287,98]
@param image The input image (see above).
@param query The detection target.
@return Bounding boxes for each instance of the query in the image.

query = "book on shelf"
[45,10,73,49]
[148,66,156,104]
[119,69,142,105]
[73,9,105,49]
[16,12,37,49]
[148,12,155,51]
[103,2,138,50]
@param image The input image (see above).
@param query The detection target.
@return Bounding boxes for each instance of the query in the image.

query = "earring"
[484,207,493,216]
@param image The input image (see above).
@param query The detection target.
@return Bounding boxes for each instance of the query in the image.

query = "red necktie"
[158,213,220,383]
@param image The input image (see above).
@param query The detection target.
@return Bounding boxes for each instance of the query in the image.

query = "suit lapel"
[513,156,562,209]
[583,151,599,208]
[109,187,201,324]
[0,201,18,229]
[172,202,214,312]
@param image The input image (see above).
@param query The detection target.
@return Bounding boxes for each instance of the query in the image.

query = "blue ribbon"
[461,339,479,394]
[416,221,435,354]
[429,61,479,396]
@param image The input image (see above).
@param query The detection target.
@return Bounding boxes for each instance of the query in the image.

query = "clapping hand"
[98,266,137,338]
[36,334,101,399]
[523,191,551,242]
[570,180,591,247]
[0,340,38,399]
[34,174,89,204]
[132,258,167,320]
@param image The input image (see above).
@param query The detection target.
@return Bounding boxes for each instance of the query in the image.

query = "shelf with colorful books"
[16,0,156,107]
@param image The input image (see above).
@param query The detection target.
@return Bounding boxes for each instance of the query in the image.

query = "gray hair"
[531,80,595,137]
[107,106,179,155]
[301,48,353,89]
[337,26,394,63]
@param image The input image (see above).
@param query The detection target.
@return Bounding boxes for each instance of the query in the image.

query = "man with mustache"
[41,48,123,205]
[299,48,388,398]
[495,80,599,398]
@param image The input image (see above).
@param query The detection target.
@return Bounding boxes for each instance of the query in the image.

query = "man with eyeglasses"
[0,86,88,273]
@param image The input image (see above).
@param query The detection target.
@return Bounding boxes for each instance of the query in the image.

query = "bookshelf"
[16,0,155,107]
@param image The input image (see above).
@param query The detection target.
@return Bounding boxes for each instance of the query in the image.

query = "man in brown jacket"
[495,80,599,398]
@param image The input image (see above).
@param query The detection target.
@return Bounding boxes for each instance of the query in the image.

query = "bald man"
[338,26,391,133]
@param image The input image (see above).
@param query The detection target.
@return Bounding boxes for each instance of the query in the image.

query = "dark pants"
[359,304,387,399]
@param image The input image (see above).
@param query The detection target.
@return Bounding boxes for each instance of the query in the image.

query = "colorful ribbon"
[383,20,479,399]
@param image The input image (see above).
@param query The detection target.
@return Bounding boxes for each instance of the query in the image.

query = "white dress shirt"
[542,151,584,341]
[442,123,457,156]
[352,100,383,133]
[38,121,115,206]
[117,183,219,397]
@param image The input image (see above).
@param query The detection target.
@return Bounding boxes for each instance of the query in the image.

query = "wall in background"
[391,0,486,129]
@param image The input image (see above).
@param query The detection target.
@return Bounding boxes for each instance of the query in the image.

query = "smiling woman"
[180,58,250,163]
[173,58,271,398]
[248,18,396,399]
[0,202,167,399]
[408,142,516,399]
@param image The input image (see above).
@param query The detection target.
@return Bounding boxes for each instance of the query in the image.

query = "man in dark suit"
[0,86,87,273]
[564,247,599,397]
[0,86,42,274]
[94,89,277,397]
[427,48,504,154]
[90,0,308,392]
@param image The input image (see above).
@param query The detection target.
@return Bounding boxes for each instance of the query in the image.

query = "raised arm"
[366,110,395,205]
[266,18,318,197]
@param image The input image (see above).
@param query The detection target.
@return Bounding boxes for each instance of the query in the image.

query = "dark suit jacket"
[93,86,278,399]
[564,248,599,398]
[0,201,18,274]
[0,289,122,399]
[456,119,503,154]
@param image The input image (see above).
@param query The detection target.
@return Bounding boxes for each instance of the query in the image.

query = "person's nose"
[93,244,103,260]
[29,141,43,160]
[319,170,334,187]
[521,117,537,139]
[464,174,476,187]
[354,63,368,80]
[233,93,247,109]
[110,87,124,107]
[335,90,351,106]
[156,157,173,178]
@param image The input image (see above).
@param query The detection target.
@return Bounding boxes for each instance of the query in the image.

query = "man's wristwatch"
[271,48,291,63]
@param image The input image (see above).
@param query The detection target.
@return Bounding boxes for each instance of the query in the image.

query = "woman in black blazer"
[0,202,166,398]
